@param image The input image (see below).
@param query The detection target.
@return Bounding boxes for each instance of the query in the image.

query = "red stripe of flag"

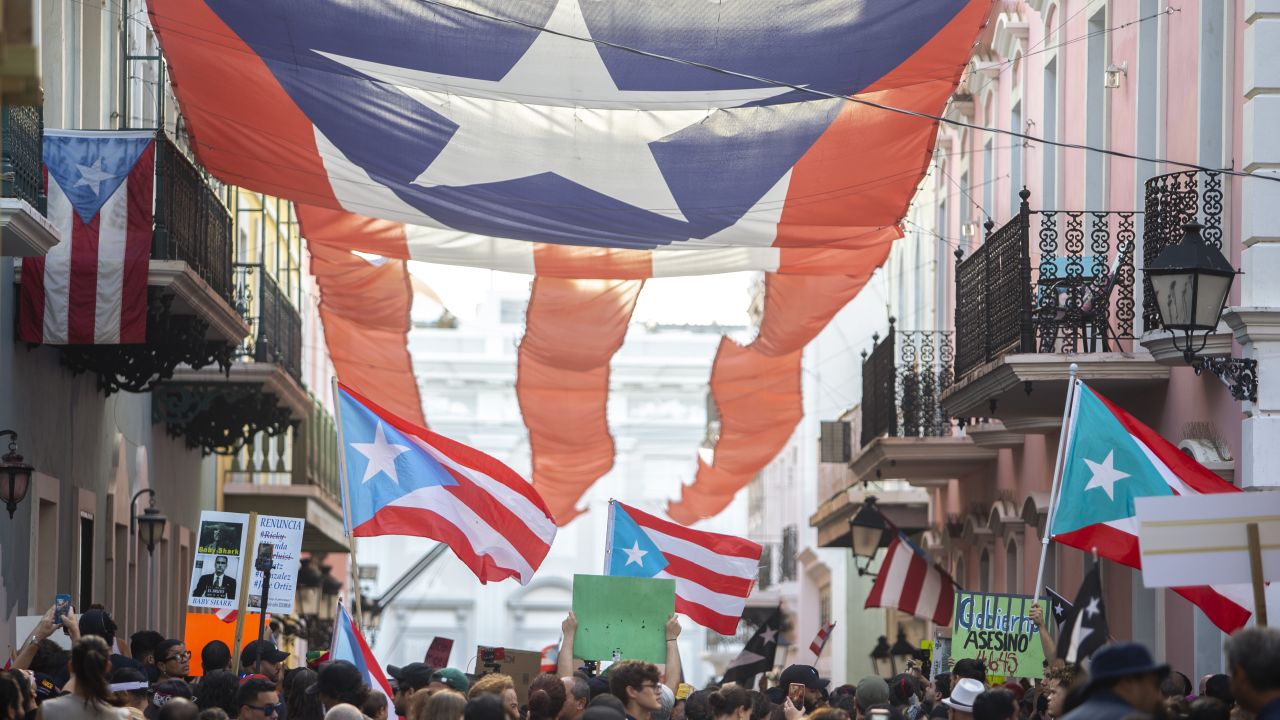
[660,554,756,597]
[67,213,99,343]
[354,505,523,585]
[674,596,741,636]
[441,466,551,566]
[19,258,46,342]
[897,549,928,615]
[121,142,155,343]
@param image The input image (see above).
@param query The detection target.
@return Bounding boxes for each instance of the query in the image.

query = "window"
[79,513,94,610]
[818,584,832,628]
[1010,102,1022,212]
[1085,7,1106,210]
[499,299,527,324]
[780,525,798,581]
[954,556,966,590]
[983,138,994,224]
[1043,59,1057,208]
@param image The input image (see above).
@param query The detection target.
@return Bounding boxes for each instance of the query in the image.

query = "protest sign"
[188,511,249,610]
[476,646,542,704]
[1136,492,1280,587]
[572,574,674,664]
[245,514,306,615]
[426,637,454,669]
[182,612,263,677]
[928,632,951,679]
[951,591,1046,679]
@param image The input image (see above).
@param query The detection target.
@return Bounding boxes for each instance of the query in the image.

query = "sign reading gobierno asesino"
[951,591,1047,679]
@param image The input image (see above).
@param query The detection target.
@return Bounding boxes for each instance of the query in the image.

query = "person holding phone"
[779,666,828,717]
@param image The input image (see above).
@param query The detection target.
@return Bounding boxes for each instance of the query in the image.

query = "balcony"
[1138,170,1236,363]
[11,128,250,392]
[941,189,1167,420]
[810,322,972,549]
[1,105,58,256]
[220,396,349,552]
[156,263,309,454]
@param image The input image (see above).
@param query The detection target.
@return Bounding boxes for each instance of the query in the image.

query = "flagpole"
[331,377,365,628]
[603,499,617,574]
[1033,363,1079,605]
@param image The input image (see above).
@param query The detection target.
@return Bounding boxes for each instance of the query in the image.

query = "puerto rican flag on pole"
[20,131,155,344]
[331,603,395,720]
[605,501,762,635]
[1049,380,1252,633]
[809,621,835,658]
[865,532,957,626]
[335,382,557,585]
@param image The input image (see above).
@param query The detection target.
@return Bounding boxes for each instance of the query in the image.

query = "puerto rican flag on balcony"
[20,131,155,344]
[147,0,987,275]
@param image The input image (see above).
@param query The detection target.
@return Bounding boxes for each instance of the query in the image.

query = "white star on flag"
[760,626,778,644]
[1083,450,1130,501]
[622,541,648,566]
[74,157,114,195]
[1084,596,1101,619]
[318,0,790,222]
[351,422,412,484]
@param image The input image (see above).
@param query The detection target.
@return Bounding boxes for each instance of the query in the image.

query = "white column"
[1226,0,1280,489]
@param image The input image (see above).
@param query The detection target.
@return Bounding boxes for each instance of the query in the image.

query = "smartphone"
[788,683,805,706]
[53,594,72,626]
[870,710,890,720]
[254,542,276,572]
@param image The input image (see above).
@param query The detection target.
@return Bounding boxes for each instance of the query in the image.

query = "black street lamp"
[890,627,917,674]
[1146,221,1257,401]
[319,565,341,625]
[0,431,33,519]
[297,558,322,618]
[870,635,892,678]
[131,489,167,555]
[849,496,891,577]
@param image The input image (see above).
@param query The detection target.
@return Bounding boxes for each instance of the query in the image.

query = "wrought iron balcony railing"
[1,104,44,213]
[233,263,303,383]
[225,394,339,502]
[953,189,1138,379]
[1142,169,1224,333]
[154,132,235,305]
[860,319,957,446]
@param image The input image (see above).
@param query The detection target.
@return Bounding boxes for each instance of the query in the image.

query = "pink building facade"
[814,0,1280,678]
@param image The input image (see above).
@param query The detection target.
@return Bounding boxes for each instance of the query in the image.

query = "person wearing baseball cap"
[428,668,471,696]
[855,677,891,719]
[942,679,985,720]
[779,665,829,714]
[241,641,290,683]
[386,663,435,715]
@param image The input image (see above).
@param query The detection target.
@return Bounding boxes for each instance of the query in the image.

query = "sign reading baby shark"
[951,592,1047,679]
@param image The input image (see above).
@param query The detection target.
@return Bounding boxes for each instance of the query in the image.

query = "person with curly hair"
[609,662,662,720]
[468,676,517,720]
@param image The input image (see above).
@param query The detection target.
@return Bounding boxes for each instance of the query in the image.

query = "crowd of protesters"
[4,603,1279,720]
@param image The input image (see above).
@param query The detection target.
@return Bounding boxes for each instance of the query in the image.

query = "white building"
[359,270,751,687]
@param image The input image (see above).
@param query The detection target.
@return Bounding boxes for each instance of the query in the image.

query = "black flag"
[721,607,783,686]
[1056,565,1107,664]
[1044,586,1074,633]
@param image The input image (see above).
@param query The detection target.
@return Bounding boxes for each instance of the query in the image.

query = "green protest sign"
[951,591,1047,679]
[572,574,675,664]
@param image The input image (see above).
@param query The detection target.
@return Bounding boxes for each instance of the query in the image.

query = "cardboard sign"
[928,633,951,679]
[1136,492,1280,587]
[188,511,250,610]
[476,646,542,704]
[951,592,1046,679]
[572,574,674,664]
[182,612,264,677]
[426,637,454,669]
[246,514,306,615]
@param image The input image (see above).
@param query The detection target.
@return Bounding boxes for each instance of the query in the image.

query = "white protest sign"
[1135,492,1280,588]
[246,514,306,615]
[188,511,250,610]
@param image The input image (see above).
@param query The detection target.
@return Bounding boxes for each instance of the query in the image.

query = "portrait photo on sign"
[188,511,249,609]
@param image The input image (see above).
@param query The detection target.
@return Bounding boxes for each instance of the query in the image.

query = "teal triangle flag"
[1051,383,1173,536]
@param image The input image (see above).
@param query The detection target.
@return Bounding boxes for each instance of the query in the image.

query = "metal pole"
[1033,363,1079,604]
[255,565,271,675]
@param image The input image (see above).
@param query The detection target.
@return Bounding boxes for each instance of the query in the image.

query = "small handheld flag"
[331,604,395,719]
[1044,587,1073,633]
[1056,565,1107,664]
[809,621,835,658]
[335,382,557,585]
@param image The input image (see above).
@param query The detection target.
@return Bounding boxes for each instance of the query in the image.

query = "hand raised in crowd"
[1029,602,1045,629]
[63,608,81,641]
[562,610,577,635]
[783,697,804,720]
[665,614,682,641]
[32,606,55,642]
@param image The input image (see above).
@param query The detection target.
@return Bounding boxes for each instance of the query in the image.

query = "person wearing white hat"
[942,679,985,720]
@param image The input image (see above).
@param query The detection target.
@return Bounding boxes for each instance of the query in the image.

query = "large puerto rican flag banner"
[20,131,155,344]
[336,382,557,585]
[147,0,988,275]
[605,501,762,635]
[331,603,395,720]
[1050,381,1253,633]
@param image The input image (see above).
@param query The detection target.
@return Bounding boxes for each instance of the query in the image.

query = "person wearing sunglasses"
[155,641,191,683]
[237,678,281,720]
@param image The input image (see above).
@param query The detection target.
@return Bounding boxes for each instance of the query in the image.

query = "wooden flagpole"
[331,377,365,628]
[1033,363,1079,604]
[1248,523,1268,627]
[230,511,259,675]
